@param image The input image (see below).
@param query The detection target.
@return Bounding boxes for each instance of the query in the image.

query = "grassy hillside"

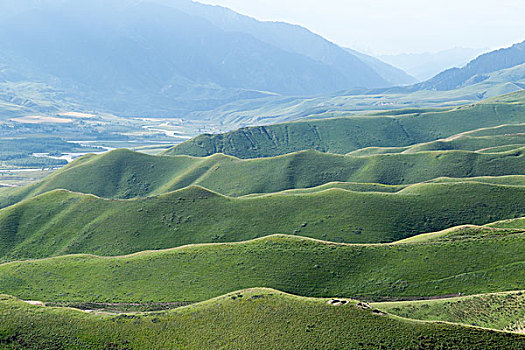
[1,289,523,350]
[1,181,525,261]
[0,149,201,206]
[164,91,525,158]
[2,145,524,207]
[427,175,525,187]
[393,224,525,244]
[0,232,524,303]
[373,291,525,332]
[348,123,525,155]
[239,181,406,196]
[488,217,525,229]
[464,123,525,137]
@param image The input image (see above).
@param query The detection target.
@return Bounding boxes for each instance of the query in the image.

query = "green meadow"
[0,92,524,348]
[165,91,525,158]
[1,289,523,350]
[373,291,525,332]
[0,232,524,303]
[348,123,525,155]
[1,181,525,261]
[1,142,524,206]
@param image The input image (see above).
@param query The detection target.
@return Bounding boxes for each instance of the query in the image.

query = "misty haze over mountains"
[416,40,525,91]
[0,0,523,119]
[0,0,392,116]
[380,47,487,81]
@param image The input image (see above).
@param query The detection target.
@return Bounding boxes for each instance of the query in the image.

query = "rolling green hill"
[1,181,525,261]
[487,217,525,229]
[373,291,525,332]
[0,5,523,349]
[393,224,525,244]
[426,175,525,187]
[0,232,524,303]
[1,289,523,350]
[2,144,524,208]
[348,123,525,155]
[164,91,525,158]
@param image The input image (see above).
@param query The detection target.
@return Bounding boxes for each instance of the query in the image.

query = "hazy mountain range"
[0,0,418,117]
[0,0,523,123]
[181,42,525,128]
[418,40,525,91]
[380,47,488,81]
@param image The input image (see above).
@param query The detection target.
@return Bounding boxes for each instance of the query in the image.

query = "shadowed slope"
[348,123,525,155]
[1,143,524,208]
[1,181,525,261]
[165,91,525,158]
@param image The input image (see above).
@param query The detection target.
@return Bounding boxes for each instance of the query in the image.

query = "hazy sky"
[198,0,525,55]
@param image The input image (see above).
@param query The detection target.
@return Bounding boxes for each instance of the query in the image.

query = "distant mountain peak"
[0,0,409,118]
[380,47,488,81]
[417,40,525,91]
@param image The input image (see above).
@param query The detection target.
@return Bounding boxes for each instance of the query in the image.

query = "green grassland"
[1,144,524,207]
[1,289,523,350]
[0,232,524,303]
[393,224,525,244]
[373,291,525,332]
[488,217,525,229]
[164,91,525,158]
[426,175,525,187]
[348,123,525,155]
[1,181,525,261]
[239,181,406,196]
[0,90,523,348]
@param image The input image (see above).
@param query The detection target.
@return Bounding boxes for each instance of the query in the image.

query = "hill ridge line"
[2,288,525,336]
[2,224,524,266]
